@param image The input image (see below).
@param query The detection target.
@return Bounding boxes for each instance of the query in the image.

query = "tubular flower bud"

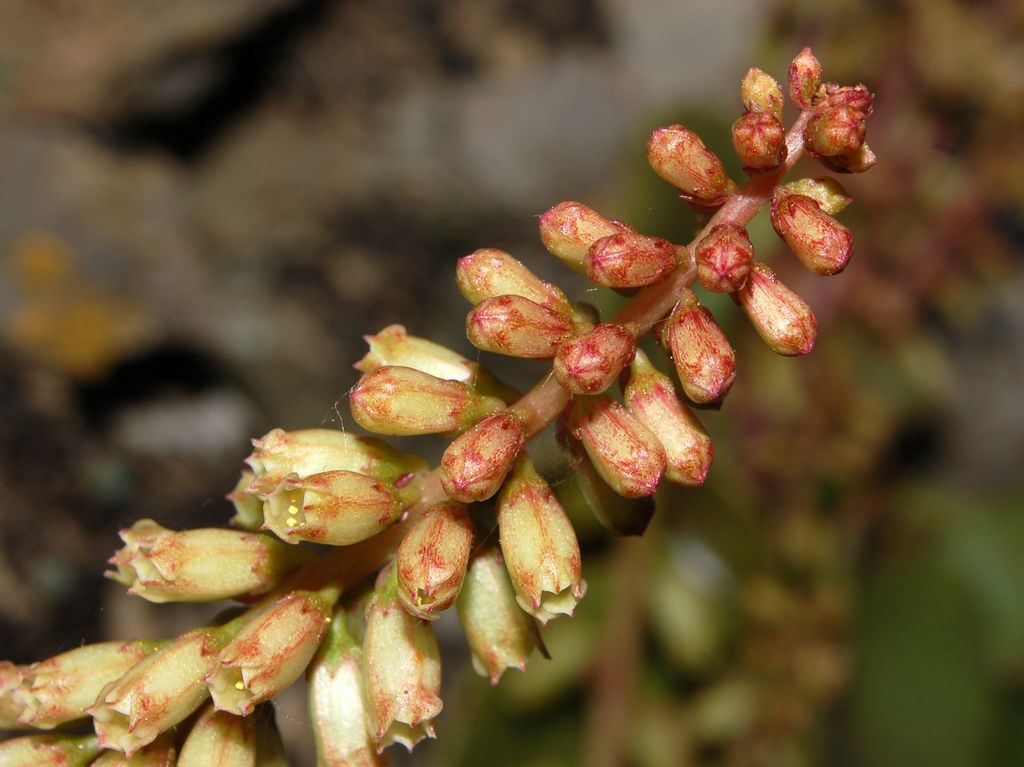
[441,412,526,503]
[646,125,735,204]
[538,200,626,272]
[397,502,474,619]
[456,248,572,316]
[740,67,783,117]
[804,106,866,158]
[14,640,160,729]
[228,471,264,532]
[731,111,786,171]
[770,192,853,276]
[624,350,714,487]
[467,294,577,358]
[350,366,504,436]
[737,262,818,356]
[566,438,655,536]
[177,704,256,767]
[585,231,679,288]
[570,396,667,498]
[0,733,100,767]
[662,291,737,404]
[497,457,586,623]
[1,662,26,729]
[554,323,636,395]
[89,619,245,755]
[695,223,754,294]
[307,612,382,767]
[262,470,403,546]
[456,547,535,683]
[90,734,175,766]
[107,520,314,602]
[788,47,822,109]
[208,586,340,716]
[362,568,443,752]
[783,177,852,215]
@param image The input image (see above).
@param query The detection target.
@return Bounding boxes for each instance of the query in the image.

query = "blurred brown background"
[1,1,1023,765]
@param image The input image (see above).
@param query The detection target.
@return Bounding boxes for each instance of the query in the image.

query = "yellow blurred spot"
[234,681,245,690]
[286,518,297,528]
[287,504,299,514]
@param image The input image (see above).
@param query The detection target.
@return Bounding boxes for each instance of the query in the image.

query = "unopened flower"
[397,502,474,619]
[0,733,99,767]
[736,262,818,356]
[783,177,852,215]
[740,67,783,117]
[661,291,737,404]
[804,106,866,158]
[732,111,786,170]
[456,248,572,316]
[538,201,626,271]
[0,661,26,729]
[228,470,264,532]
[817,82,873,119]
[177,704,256,767]
[466,294,577,358]
[585,231,679,288]
[647,125,735,203]
[821,141,877,173]
[208,586,339,716]
[441,412,526,502]
[107,520,314,602]
[788,47,822,109]
[554,323,636,395]
[90,734,175,766]
[262,470,403,546]
[362,568,442,751]
[770,191,853,276]
[350,366,504,435]
[566,438,655,536]
[695,223,754,294]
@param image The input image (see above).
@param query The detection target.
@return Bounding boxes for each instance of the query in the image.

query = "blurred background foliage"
[1,1,1022,765]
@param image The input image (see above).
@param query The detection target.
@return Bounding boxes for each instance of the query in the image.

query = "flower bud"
[624,350,713,487]
[570,395,666,498]
[647,125,735,203]
[788,47,822,109]
[362,568,442,751]
[308,613,383,766]
[662,291,737,404]
[14,640,160,729]
[107,520,314,602]
[695,223,754,293]
[731,111,786,170]
[350,366,504,436]
[0,662,26,729]
[397,502,474,619]
[804,106,866,158]
[262,470,402,546]
[565,439,655,536]
[228,471,264,531]
[0,733,99,767]
[770,192,853,276]
[585,231,679,288]
[456,248,572,316]
[740,67,783,117]
[737,262,818,356]
[456,547,535,683]
[208,586,339,716]
[554,323,636,395]
[783,177,851,215]
[497,457,586,623]
[441,412,526,502]
[821,141,877,173]
[466,295,577,358]
[538,201,626,271]
[819,82,873,118]
[177,704,256,767]
[90,734,176,766]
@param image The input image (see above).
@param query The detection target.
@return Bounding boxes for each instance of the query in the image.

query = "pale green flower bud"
[736,263,818,356]
[456,547,536,683]
[740,67,783,117]
[783,177,852,215]
[538,201,626,272]
[177,704,256,767]
[228,470,264,532]
[107,520,314,603]
[262,471,402,546]
[208,586,339,716]
[553,323,636,395]
[441,412,526,502]
[661,290,736,404]
[770,191,853,276]
[362,568,442,751]
[456,248,573,317]
[566,442,655,536]
[89,733,176,766]
[647,125,735,204]
[0,733,99,767]
[397,502,474,619]
[497,457,586,623]
[0,661,26,729]
[466,295,577,359]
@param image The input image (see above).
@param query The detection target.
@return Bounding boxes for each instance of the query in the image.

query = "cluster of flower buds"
[0,47,875,765]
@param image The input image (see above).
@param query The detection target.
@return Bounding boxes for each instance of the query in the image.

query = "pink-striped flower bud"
[228,470,264,532]
[362,568,442,751]
[457,248,572,316]
[770,192,853,276]
[350,366,505,436]
[0,733,100,767]
[177,704,255,767]
[456,547,535,683]
[441,412,526,502]
[647,125,735,204]
[661,291,737,404]
[14,641,160,730]
[624,350,713,487]
[565,439,654,536]
[262,470,403,546]
[570,395,667,498]
[819,82,873,118]
[466,295,577,359]
[1,662,26,729]
[740,67,783,117]
[107,520,314,602]
[585,231,679,288]
[397,502,474,619]
[554,323,636,395]
[538,201,626,271]
[695,223,754,294]
[91,734,175,766]
[789,47,822,109]
[737,263,818,356]
[497,457,586,623]
[784,177,852,215]
[208,586,340,716]
[804,105,866,158]
[732,111,786,170]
